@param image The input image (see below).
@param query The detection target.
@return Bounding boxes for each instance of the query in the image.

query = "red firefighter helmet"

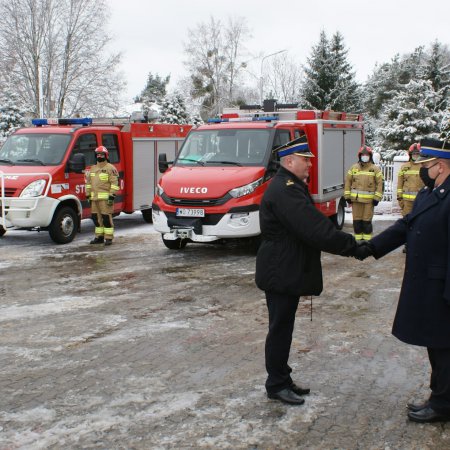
[358,145,373,157]
[408,143,421,154]
[95,146,109,157]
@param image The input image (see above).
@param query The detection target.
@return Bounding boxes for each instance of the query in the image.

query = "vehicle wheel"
[0,225,6,237]
[162,237,187,250]
[141,208,153,223]
[330,198,345,230]
[48,206,78,244]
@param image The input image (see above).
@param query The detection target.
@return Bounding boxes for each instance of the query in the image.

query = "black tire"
[141,208,153,223]
[330,198,345,230]
[162,237,187,250]
[0,225,6,237]
[48,206,78,244]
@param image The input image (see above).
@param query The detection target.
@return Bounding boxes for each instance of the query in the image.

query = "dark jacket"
[371,175,450,348]
[255,166,356,296]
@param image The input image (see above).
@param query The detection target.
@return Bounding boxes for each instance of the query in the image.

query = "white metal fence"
[380,162,394,202]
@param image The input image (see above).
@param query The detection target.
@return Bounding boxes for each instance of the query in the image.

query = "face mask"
[419,163,438,189]
[361,155,370,163]
[96,155,106,162]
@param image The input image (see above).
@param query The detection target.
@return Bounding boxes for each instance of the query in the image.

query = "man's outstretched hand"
[353,241,374,261]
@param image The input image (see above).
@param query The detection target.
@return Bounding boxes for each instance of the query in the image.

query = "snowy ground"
[1,212,449,449]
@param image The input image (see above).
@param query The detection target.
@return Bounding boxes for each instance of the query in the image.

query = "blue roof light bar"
[207,115,279,124]
[32,118,93,127]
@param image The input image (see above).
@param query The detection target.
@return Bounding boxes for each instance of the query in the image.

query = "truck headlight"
[229,177,263,198]
[20,179,46,198]
[156,184,164,196]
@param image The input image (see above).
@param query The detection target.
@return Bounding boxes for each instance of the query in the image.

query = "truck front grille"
[162,192,232,207]
[0,188,17,197]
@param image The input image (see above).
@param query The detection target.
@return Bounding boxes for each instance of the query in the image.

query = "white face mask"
[361,155,370,163]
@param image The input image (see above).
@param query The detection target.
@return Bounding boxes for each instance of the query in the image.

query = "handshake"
[352,241,374,261]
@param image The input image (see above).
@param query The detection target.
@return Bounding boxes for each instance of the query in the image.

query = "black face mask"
[96,156,106,162]
[419,164,438,189]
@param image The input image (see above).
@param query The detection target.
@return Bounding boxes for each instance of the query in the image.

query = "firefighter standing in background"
[344,145,384,240]
[397,143,424,216]
[85,146,119,246]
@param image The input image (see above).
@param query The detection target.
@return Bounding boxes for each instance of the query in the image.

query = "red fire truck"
[0,118,191,243]
[153,101,364,249]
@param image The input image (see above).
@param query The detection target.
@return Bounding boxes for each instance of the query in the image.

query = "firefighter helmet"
[95,146,109,157]
[358,145,373,157]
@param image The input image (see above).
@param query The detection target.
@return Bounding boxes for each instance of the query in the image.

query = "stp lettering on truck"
[180,187,208,194]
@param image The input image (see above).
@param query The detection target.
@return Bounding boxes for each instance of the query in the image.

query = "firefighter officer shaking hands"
[357,137,450,423]
[344,146,384,240]
[255,135,367,406]
[85,146,120,246]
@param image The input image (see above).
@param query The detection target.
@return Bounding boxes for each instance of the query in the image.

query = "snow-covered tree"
[376,79,441,155]
[328,32,361,112]
[440,109,450,140]
[264,53,303,104]
[183,16,250,119]
[301,31,333,110]
[0,0,124,117]
[137,73,170,104]
[159,94,190,125]
[300,31,360,112]
[0,85,27,139]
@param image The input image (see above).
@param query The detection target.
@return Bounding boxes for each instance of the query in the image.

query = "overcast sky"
[108,0,450,103]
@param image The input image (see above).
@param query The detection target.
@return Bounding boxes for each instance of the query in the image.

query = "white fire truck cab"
[153,101,364,249]
[0,117,190,243]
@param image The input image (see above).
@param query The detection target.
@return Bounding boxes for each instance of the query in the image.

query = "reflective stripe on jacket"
[85,161,119,200]
[344,162,383,204]
[397,161,423,200]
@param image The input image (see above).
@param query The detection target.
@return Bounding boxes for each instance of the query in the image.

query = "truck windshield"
[0,133,72,166]
[176,129,271,166]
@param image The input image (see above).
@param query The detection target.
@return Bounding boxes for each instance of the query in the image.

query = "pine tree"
[301,31,360,112]
[159,94,191,125]
[137,73,170,103]
[328,32,361,112]
[0,87,27,139]
[301,31,333,110]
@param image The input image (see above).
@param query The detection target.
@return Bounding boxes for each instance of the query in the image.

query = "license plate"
[176,208,205,217]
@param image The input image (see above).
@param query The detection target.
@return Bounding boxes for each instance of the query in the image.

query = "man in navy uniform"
[359,137,450,422]
[255,135,362,405]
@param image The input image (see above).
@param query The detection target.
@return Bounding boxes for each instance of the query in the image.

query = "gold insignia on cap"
[286,179,294,186]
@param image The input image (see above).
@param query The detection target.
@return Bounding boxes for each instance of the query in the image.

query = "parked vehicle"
[0,117,191,243]
[153,101,364,249]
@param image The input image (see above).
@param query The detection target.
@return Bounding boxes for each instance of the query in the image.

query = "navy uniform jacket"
[371,175,450,348]
[255,166,356,297]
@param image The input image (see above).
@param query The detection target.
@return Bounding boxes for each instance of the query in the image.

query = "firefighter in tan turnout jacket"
[85,146,119,245]
[344,145,384,240]
[397,143,424,216]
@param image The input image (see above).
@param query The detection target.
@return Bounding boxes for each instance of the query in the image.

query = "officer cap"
[273,135,314,158]
[416,138,450,163]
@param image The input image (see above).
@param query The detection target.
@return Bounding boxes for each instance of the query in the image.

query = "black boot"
[90,236,104,244]
[104,239,113,246]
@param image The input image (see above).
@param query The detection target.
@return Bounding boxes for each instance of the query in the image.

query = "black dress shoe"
[291,383,310,396]
[408,406,450,423]
[267,388,305,405]
[407,401,429,412]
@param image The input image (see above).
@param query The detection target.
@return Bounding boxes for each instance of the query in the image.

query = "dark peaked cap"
[273,135,314,158]
[416,137,450,163]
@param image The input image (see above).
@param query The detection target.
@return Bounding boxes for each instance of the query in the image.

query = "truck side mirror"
[158,153,170,173]
[68,153,86,173]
